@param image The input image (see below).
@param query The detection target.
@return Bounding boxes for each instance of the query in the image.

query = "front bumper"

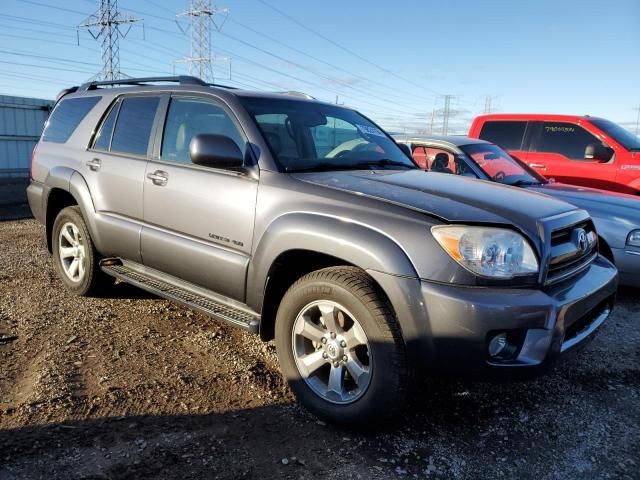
[370,254,617,371]
[611,246,640,287]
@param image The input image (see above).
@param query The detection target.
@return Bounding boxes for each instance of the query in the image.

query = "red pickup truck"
[468,114,640,194]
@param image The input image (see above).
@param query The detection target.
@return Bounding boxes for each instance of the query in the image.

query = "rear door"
[527,121,617,190]
[476,120,529,161]
[141,93,257,302]
[84,94,162,262]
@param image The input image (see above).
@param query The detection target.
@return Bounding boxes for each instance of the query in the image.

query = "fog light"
[488,333,508,357]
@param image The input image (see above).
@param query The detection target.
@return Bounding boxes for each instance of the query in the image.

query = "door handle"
[529,163,546,169]
[147,170,169,186]
[86,158,101,171]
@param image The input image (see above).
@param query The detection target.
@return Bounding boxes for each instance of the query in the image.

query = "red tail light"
[30,142,39,180]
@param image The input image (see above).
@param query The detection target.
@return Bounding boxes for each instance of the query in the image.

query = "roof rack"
[78,75,210,91]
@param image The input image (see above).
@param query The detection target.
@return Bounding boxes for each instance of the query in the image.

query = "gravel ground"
[0,219,638,480]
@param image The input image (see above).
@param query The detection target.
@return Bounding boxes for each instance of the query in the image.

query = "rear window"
[41,96,100,143]
[110,96,160,156]
[478,121,526,151]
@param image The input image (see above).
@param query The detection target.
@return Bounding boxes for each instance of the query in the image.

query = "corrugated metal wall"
[0,95,52,178]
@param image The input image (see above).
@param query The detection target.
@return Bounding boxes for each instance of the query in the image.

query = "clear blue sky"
[1,0,638,134]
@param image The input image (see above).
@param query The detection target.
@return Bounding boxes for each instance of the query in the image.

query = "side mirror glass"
[189,134,244,169]
[585,143,614,163]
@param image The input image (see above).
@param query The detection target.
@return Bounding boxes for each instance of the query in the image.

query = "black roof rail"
[78,75,208,91]
[54,86,79,104]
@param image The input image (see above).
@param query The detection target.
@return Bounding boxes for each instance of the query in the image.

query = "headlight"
[432,226,539,278]
[627,230,640,247]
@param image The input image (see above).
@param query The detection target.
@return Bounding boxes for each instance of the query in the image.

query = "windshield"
[460,143,544,186]
[590,118,640,151]
[239,97,417,172]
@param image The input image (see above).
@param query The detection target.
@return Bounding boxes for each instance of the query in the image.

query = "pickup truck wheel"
[275,266,408,425]
[52,206,111,296]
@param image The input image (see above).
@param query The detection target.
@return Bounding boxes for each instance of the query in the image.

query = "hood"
[293,170,579,239]
[526,183,640,220]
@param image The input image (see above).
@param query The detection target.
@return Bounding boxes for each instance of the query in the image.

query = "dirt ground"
[0,219,638,480]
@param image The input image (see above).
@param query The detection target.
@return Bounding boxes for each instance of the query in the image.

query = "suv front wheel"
[275,266,409,425]
[52,206,111,296]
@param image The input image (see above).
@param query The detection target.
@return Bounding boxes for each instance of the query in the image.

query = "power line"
[225,17,438,106]
[255,0,444,98]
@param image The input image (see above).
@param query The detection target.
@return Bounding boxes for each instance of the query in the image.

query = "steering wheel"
[493,171,506,182]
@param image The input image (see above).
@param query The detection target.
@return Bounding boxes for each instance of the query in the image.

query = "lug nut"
[340,340,346,348]
[330,332,337,339]
[333,361,339,368]
[342,355,348,361]
[322,352,328,359]
[321,337,327,344]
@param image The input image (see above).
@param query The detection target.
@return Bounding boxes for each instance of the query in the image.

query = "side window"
[92,102,119,151]
[424,147,454,171]
[536,122,601,160]
[478,121,527,150]
[41,96,101,143]
[110,96,160,156]
[161,96,245,164]
[411,145,428,169]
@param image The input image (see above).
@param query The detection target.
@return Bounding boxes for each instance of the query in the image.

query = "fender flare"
[246,212,418,311]
[43,168,104,253]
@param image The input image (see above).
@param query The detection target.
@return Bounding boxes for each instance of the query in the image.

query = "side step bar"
[100,259,260,334]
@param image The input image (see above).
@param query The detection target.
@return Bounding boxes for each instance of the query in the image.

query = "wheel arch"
[247,212,418,341]
[44,168,101,253]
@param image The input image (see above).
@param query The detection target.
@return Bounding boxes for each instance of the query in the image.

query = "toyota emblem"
[575,229,589,253]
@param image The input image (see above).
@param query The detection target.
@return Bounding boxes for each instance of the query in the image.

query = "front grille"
[546,220,598,285]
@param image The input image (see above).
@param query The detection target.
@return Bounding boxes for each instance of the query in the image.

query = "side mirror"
[585,143,614,162]
[189,134,244,169]
[397,143,411,158]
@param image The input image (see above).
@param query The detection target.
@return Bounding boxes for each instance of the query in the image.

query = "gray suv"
[28,76,617,424]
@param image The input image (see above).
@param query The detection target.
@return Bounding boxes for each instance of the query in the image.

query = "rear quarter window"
[41,96,101,143]
[478,121,526,151]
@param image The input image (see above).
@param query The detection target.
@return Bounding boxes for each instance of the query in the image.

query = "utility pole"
[428,108,436,134]
[176,0,228,83]
[483,95,498,114]
[78,0,143,80]
[442,95,453,135]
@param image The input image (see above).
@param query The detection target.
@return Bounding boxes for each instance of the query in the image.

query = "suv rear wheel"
[275,266,409,425]
[52,206,111,296]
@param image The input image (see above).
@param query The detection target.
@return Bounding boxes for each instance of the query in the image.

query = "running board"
[100,259,260,333]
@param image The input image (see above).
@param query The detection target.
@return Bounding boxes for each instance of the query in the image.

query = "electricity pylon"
[79,0,143,80]
[176,0,229,82]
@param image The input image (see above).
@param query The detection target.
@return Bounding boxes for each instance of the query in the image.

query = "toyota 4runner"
[28,76,618,424]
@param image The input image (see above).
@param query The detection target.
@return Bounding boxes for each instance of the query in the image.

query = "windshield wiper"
[286,163,364,173]
[355,159,415,169]
[287,159,415,173]
[507,179,542,187]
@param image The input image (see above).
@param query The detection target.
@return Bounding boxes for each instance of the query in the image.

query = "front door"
[141,94,257,302]
[527,121,617,190]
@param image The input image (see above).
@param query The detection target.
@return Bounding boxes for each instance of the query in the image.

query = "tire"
[275,266,409,425]
[52,205,111,296]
